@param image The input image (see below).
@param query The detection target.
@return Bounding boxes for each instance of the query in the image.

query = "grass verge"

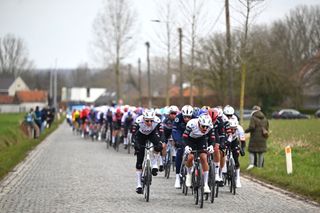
[241,118,320,204]
[0,113,63,181]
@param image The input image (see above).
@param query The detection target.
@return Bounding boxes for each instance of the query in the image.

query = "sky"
[0,0,319,69]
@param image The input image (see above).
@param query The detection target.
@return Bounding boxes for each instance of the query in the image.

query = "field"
[241,118,320,203]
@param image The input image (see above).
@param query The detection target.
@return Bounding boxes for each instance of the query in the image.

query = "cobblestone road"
[0,122,319,213]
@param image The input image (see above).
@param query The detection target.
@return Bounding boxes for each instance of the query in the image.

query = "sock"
[124,138,128,145]
[159,156,163,166]
[204,171,209,185]
[112,136,115,144]
[136,171,142,187]
[152,153,160,169]
[187,166,192,174]
[214,162,220,174]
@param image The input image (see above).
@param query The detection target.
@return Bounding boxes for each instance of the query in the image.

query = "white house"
[0,76,29,96]
[61,87,107,103]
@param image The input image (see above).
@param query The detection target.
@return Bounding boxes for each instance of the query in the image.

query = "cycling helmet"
[192,107,200,117]
[169,105,179,113]
[229,118,238,128]
[208,108,219,123]
[198,114,213,128]
[201,106,210,110]
[143,109,155,120]
[123,105,129,112]
[181,105,193,117]
[116,108,122,114]
[155,108,162,116]
[223,105,235,116]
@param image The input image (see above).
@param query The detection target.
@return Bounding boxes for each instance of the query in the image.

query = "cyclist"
[222,105,239,124]
[208,107,226,185]
[225,117,246,187]
[161,105,179,172]
[121,110,135,149]
[132,109,164,194]
[112,107,123,148]
[172,105,195,188]
[183,114,215,193]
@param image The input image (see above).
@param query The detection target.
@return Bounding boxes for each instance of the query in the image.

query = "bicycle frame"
[141,140,154,202]
[225,143,236,195]
[191,150,205,208]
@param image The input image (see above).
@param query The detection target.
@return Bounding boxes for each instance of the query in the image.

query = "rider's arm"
[172,116,182,142]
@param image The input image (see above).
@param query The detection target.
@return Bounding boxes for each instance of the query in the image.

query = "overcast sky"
[0,0,319,69]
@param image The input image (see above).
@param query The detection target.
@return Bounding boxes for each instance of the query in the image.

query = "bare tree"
[92,0,137,102]
[0,34,34,78]
[178,0,217,106]
[152,0,177,106]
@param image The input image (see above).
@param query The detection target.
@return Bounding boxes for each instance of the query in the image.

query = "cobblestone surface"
[0,122,319,213]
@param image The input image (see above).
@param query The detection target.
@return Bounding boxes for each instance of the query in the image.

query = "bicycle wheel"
[209,163,215,203]
[106,129,110,149]
[115,136,120,152]
[193,167,199,205]
[180,165,188,195]
[127,133,131,154]
[229,160,236,194]
[144,160,151,202]
[165,150,171,179]
[198,164,204,208]
[230,159,236,195]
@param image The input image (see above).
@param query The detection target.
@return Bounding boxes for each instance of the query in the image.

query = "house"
[0,90,48,113]
[0,76,29,96]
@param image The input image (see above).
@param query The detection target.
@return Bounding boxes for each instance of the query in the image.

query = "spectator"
[34,106,42,130]
[245,105,269,170]
[24,108,40,139]
[40,106,48,132]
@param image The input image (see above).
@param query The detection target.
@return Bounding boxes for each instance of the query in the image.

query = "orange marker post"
[285,146,293,174]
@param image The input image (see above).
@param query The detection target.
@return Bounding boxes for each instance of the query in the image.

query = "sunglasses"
[200,125,209,129]
[144,119,153,123]
[170,112,177,115]
[183,116,192,119]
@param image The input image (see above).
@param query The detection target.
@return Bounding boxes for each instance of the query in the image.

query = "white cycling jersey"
[185,118,213,139]
[228,124,245,142]
[135,115,161,135]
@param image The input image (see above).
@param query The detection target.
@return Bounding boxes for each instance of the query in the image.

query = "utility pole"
[49,69,53,106]
[166,20,171,107]
[145,41,152,108]
[178,28,184,107]
[138,58,142,106]
[225,0,233,105]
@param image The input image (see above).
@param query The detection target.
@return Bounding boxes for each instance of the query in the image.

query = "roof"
[0,95,14,104]
[0,77,15,90]
[15,90,48,103]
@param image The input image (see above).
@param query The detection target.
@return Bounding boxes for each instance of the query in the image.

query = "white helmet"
[229,118,238,128]
[223,105,235,116]
[143,109,155,120]
[181,105,193,117]
[169,105,179,113]
[154,108,162,116]
[198,114,213,128]
[213,107,223,117]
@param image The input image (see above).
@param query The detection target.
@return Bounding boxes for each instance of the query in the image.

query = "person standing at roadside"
[245,105,269,169]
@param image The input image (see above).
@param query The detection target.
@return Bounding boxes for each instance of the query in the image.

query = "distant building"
[0,76,29,96]
[61,87,107,104]
[0,90,48,113]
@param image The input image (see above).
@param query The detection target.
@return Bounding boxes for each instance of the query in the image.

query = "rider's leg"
[185,154,194,187]
[200,153,210,193]
[150,132,163,176]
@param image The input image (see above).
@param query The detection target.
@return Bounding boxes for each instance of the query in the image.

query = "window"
[86,88,90,97]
